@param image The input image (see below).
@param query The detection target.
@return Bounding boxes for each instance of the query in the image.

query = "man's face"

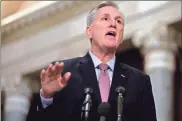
[86,6,124,51]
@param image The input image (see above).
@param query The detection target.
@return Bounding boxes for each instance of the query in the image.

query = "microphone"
[82,87,93,121]
[115,86,125,121]
[98,102,111,121]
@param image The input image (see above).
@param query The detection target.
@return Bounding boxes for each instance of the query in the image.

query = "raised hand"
[40,62,71,98]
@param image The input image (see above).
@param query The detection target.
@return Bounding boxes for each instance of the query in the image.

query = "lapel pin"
[121,74,125,78]
[37,106,39,111]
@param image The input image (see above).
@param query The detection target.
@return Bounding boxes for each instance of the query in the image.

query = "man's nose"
[109,19,116,28]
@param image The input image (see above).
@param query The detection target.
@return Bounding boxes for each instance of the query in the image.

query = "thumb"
[62,72,71,84]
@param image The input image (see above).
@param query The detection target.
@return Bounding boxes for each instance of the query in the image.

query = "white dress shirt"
[40,51,116,108]
[88,50,115,85]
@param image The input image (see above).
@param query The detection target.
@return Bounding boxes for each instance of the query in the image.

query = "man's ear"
[85,26,92,39]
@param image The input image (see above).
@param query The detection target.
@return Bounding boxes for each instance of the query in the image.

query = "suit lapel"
[108,57,129,102]
[78,53,102,104]
[76,53,129,104]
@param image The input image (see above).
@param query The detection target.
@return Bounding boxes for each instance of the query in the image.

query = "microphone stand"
[115,86,125,121]
[117,93,123,121]
[81,88,93,121]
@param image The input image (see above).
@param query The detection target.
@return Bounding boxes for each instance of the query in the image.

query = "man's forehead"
[96,6,122,17]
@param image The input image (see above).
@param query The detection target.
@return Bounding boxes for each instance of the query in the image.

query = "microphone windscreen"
[115,86,125,93]
[84,87,93,94]
[98,102,111,116]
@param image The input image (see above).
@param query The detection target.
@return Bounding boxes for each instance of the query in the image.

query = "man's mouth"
[106,31,116,37]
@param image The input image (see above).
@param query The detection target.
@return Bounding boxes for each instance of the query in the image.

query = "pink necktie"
[98,63,110,102]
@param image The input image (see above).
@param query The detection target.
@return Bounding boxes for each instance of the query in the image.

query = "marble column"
[132,22,179,121]
[2,73,31,121]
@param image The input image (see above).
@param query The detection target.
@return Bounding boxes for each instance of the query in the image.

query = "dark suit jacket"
[26,52,157,121]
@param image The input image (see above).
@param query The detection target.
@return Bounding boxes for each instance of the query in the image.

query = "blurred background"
[1,1,182,121]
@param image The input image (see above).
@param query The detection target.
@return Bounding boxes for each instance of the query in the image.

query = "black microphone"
[98,102,111,121]
[115,86,125,121]
[83,87,93,121]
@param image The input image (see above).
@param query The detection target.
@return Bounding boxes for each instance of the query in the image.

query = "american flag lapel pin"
[121,74,125,78]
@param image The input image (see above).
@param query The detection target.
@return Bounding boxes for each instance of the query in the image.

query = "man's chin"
[104,45,118,51]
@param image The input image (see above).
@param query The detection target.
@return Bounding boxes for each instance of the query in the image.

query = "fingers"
[44,62,64,76]
[40,69,49,86]
[54,62,64,75]
[46,64,53,77]
[40,62,68,86]
[40,62,64,82]
[50,62,64,75]
[40,69,46,82]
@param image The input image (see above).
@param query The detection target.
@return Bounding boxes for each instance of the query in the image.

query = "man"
[26,1,157,121]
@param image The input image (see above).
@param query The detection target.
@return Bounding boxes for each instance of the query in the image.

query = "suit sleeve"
[40,89,53,108]
[138,75,157,121]
[26,93,57,121]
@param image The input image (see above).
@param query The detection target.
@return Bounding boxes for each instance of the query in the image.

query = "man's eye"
[117,20,122,24]
[102,17,108,21]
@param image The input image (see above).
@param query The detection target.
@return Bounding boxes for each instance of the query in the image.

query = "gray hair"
[86,1,124,26]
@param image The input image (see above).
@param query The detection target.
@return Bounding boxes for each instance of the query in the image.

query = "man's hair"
[86,1,124,26]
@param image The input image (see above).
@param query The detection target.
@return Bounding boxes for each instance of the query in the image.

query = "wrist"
[40,89,53,99]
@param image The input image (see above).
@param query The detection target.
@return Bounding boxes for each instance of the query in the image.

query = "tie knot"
[99,63,109,71]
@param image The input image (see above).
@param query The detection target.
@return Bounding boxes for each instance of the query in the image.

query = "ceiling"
[1,1,39,19]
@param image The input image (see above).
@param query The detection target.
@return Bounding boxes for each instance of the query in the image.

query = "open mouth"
[106,31,116,37]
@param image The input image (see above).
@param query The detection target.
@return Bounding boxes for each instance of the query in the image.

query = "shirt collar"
[89,50,115,71]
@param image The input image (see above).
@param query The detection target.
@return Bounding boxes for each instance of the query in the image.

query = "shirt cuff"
[40,89,53,108]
